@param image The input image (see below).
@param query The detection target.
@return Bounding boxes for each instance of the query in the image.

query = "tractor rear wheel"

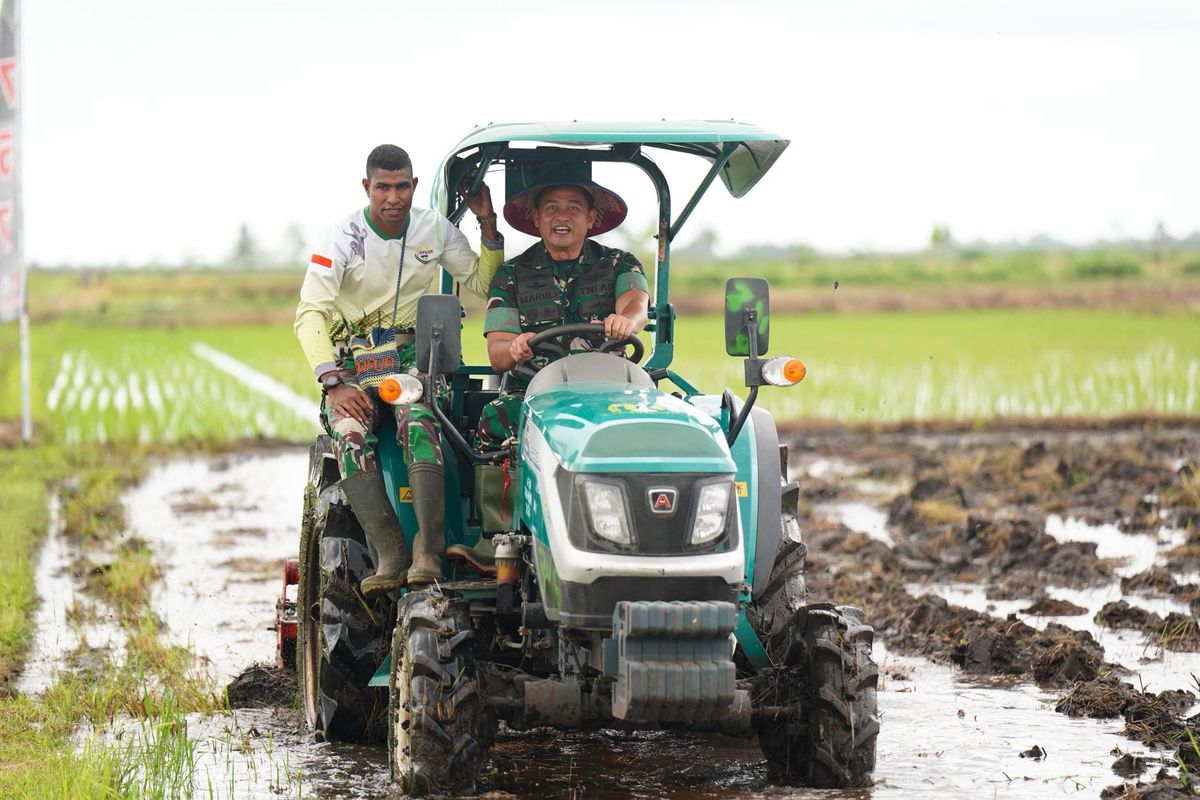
[389,590,493,797]
[297,437,387,742]
[754,603,879,788]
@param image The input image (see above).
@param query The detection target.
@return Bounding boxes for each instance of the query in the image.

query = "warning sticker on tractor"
[735,482,748,497]
[399,487,413,503]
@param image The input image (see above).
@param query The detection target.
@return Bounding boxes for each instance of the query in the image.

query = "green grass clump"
[0,449,47,685]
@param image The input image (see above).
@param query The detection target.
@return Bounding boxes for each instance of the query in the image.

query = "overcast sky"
[23,0,1200,265]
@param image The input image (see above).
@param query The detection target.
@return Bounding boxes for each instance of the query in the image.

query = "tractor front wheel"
[754,603,880,788]
[389,590,493,797]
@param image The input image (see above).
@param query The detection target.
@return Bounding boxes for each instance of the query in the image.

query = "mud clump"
[1057,676,1141,720]
[1030,625,1107,684]
[1018,744,1046,760]
[1058,674,1199,752]
[1111,752,1149,778]
[1021,596,1088,616]
[1122,568,1182,597]
[869,594,1107,685]
[887,497,1113,588]
[1094,602,1200,652]
[1099,600,1165,631]
[225,663,296,708]
[1101,775,1199,799]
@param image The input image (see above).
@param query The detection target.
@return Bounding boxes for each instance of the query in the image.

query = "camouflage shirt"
[484,240,648,389]
[485,239,647,335]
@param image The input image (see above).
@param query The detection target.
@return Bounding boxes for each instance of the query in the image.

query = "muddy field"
[20,420,1200,798]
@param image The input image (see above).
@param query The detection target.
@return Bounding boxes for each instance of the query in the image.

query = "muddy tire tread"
[755,603,880,789]
[297,437,386,743]
[746,512,808,646]
[390,591,494,797]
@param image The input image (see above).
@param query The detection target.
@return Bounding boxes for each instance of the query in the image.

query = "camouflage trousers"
[475,394,524,451]
[321,394,444,479]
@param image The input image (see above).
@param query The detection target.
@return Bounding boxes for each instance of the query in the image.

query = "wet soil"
[21,421,1200,797]
[225,663,296,709]
[791,420,1200,797]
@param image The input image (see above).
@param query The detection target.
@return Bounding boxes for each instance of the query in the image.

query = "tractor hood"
[522,384,733,474]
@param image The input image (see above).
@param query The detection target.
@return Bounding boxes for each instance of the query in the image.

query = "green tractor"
[289,121,879,795]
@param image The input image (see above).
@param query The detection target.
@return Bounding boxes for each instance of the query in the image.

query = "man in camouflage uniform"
[296,144,502,594]
[477,168,649,449]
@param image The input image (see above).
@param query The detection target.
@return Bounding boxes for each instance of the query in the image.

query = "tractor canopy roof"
[431,120,789,371]
[431,120,789,233]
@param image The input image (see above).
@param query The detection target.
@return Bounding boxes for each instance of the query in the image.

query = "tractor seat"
[524,352,654,398]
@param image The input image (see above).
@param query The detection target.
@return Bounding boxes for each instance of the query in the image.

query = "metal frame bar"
[669,142,737,242]
[439,140,749,372]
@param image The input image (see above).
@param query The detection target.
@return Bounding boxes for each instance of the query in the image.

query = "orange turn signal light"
[783,358,807,383]
[377,374,423,405]
[378,379,402,403]
[761,356,807,387]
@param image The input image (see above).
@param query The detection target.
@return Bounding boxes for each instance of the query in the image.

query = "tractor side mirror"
[724,277,770,357]
[416,295,463,375]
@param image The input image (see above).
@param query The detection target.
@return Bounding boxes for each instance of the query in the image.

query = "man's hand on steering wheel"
[507,322,646,382]
[603,313,636,341]
[508,332,535,363]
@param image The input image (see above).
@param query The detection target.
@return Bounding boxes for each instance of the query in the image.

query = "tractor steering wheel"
[510,322,646,383]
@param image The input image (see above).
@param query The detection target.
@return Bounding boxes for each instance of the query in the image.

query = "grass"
[914,499,969,527]
[0,442,219,798]
[1180,727,1200,789]
[1165,466,1200,512]
[0,447,50,684]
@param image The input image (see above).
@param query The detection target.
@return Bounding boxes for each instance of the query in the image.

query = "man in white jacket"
[295,144,502,594]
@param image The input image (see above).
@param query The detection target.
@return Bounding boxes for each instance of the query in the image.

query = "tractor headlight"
[581,479,634,548]
[690,481,733,545]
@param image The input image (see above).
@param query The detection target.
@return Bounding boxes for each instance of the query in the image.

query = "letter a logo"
[648,488,677,515]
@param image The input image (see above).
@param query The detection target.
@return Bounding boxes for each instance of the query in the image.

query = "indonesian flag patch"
[310,253,332,269]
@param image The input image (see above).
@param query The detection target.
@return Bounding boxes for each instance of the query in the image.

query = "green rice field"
[3,309,1197,445]
[671,309,1200,422]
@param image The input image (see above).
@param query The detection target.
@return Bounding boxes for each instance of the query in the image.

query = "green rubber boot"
[446,536,497,575]
[406,462,445,586]
[340,470,410,597]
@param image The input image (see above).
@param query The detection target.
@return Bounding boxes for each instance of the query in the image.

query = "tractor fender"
[749,406,783,599]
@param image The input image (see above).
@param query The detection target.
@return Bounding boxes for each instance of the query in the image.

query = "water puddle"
[869,644,1170,798]
[824,501,894,546]
[121,449,308,686]
[17,497,128,696]
[1045,515,1188,578]
[471,643,1166,799]
[800,457,905,498]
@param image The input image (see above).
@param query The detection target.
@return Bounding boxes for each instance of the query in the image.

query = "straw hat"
[502,163,628,237]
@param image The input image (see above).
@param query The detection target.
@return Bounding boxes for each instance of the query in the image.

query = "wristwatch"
[320,372,343,390]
